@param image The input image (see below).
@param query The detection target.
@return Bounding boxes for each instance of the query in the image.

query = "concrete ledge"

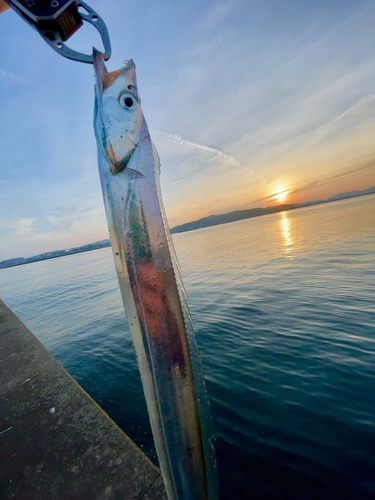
[0,299,167,500]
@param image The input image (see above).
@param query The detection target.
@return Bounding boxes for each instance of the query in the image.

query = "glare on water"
[280,211,293,259]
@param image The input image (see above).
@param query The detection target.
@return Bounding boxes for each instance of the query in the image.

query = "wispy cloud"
[245,158,375,207]
[152,130,246,173]
[15,218,35,235]
[0,68,25,83]
[302,94,375,150]
[151,130,258,224]
[199,1,235,31]
[291,159,375,196]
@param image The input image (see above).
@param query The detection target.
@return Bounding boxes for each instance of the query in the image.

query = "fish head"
[93,49,148,173]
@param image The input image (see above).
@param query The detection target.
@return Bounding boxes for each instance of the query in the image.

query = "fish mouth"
[93,48,136,93]
[93,48,107,91]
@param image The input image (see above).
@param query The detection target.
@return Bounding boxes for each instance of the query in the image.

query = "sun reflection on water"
[280,211,293,258]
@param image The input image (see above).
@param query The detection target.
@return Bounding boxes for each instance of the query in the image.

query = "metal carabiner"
[6,0,111,64]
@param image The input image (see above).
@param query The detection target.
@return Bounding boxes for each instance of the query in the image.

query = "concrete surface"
[0,299,167,500]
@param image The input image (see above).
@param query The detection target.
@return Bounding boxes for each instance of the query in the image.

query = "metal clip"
[7,0,111,64]
[40,1,111,64]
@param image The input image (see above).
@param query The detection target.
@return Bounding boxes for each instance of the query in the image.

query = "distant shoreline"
[170,187,375,235]
[1,187,374,269]
[0,242,111,270]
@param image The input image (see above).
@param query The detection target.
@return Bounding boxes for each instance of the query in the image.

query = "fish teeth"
[122,59,135,70]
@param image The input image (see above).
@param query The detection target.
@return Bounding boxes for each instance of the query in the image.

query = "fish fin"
[153,140,219,497]
[123,168,144,179]
[111,147,144,179]
[151,141,162,176]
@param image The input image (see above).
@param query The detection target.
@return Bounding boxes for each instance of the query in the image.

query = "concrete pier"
[0,299,167,500]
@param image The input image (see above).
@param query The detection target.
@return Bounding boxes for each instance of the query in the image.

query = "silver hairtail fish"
[93,50,219,500]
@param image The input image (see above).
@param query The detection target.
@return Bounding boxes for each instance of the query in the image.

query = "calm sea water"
[1,194,375,500]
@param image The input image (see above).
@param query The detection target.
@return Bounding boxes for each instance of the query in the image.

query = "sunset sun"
[274,189,288,203]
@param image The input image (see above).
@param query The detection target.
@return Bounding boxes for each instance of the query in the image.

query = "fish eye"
[119,92,138,111]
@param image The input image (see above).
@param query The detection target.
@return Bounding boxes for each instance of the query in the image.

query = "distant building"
[1,257,25,265]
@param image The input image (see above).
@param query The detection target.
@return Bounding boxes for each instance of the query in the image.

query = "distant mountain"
[170,185,375,234]
[2,186,374,268]
[170,204,298,234]
[325,186,375,202]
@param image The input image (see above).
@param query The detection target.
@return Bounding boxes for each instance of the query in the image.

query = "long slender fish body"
[93,50,218,500]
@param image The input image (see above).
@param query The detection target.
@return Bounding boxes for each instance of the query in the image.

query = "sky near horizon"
[1,0,375,260]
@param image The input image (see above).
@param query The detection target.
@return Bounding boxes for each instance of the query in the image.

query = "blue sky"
[1,0,375,260]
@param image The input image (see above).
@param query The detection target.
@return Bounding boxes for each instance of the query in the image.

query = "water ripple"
[1,195,375,499]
